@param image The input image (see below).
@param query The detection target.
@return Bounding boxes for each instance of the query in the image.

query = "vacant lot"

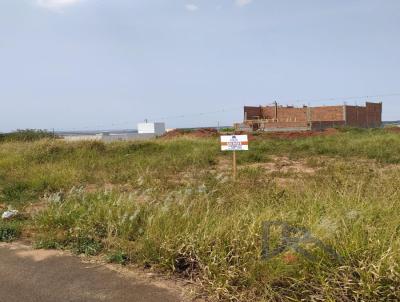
[1,128,400,301]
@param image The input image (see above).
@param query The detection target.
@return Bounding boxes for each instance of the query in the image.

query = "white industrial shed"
[137,122,166,135]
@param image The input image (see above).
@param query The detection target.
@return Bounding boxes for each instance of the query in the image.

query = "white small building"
[137,122,166,135]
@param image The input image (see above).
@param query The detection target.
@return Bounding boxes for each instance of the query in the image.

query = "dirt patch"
[162,128,218,139]
[85,183,133,193]
[81,256,201,302]
[161,127,337,140]
[257,128,339,140]
[24,200,48,215]
[5,242,64,262]
[217,156,317,175]
[217,157,232,171]
[85,184,116,193]
[386,127,400,133]
[248,156,317,174]
[274,177,303,188]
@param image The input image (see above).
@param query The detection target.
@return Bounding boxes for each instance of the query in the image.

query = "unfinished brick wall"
[310,106,344,122]
[246,120,309,131]
[366,102,382,127]
[244,106,262,119]
[311,121,346,130]
[242,102,382,131]
[345,103,382,128]
[263,121,309,129]
[346,106,366,127]
[257,105,344,122]
[261,107,309,122]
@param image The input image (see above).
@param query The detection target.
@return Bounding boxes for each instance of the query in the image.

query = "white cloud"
[36,0,82,10]
[185,4,199,12]
[235,0,253,7]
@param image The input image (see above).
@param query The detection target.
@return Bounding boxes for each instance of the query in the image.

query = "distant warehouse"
[137,122,166,135]
[235,102,382,132]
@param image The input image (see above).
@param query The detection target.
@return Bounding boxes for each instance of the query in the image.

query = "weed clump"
[0,221,22,242]
[107,251,130,265]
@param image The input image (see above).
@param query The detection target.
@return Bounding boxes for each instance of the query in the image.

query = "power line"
[52,92,400,131]
[150,106,242,122]
[290,93,400,105]
[52,106,243,131]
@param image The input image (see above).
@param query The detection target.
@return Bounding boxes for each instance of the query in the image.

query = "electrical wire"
[52,92,400,131]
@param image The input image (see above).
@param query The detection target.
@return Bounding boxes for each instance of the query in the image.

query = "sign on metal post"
[220,135,248,179]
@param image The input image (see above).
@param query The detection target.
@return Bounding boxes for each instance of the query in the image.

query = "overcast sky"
[0,0,399,132]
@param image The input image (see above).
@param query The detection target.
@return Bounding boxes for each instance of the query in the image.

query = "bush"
[107,251,130,265]
[0,129,57,143]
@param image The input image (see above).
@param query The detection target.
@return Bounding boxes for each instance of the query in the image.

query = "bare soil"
[161,127,339,140]
[386,127,400,133]
[218,156,318,175]
[162,128,218,139]
[257,128,339,140]
[248,157,318,174]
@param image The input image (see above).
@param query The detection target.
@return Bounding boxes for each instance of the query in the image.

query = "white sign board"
[220,135,249,151]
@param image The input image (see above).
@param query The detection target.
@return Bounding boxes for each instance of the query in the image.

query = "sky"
[0,0,399,132]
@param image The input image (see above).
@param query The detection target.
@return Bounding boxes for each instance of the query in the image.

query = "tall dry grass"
[1,129,400,300]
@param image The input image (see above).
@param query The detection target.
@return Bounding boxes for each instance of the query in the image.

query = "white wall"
[63,133,156,142]
[137,122,165,135]
[63,135,102,142]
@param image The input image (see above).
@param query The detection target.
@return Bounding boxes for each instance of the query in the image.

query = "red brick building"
[236,102,382,131]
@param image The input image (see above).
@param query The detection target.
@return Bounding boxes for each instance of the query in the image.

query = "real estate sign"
[220,135,249,151]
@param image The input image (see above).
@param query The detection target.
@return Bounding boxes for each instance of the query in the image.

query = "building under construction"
[235,101,382,132]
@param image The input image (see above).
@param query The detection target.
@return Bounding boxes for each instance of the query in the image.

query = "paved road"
[0,243,184,302]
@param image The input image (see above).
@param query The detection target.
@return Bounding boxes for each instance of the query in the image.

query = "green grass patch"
[0,220,23,242]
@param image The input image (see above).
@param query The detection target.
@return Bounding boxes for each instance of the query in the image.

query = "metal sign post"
[232,150,237,179]
[220,135,248,180]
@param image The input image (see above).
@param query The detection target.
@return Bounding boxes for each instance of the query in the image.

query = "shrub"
[0,129,57,143]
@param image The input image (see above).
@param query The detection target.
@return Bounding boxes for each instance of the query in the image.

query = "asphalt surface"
[0,243,183,302]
